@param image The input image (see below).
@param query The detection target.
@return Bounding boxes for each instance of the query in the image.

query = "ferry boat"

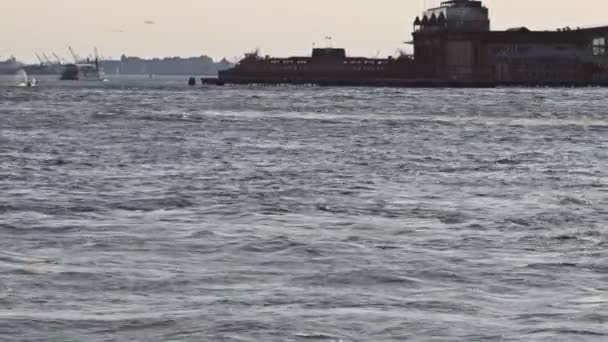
[60,58,106,81]
[213,48,444,87]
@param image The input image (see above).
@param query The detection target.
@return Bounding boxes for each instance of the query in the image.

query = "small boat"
[16,69,38,87]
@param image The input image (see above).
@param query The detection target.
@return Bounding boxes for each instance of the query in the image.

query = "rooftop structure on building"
[414,0,490,32]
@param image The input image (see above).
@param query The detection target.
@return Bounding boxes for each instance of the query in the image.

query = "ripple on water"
[0,81,607,341]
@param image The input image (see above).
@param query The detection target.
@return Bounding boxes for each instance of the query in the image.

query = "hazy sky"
[3,0,608,62]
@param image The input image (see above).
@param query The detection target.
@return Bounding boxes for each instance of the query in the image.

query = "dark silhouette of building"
[412,0,608,84]
[215,0,608,86]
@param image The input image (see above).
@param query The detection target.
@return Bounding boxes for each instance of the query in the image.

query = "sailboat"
[16,69,38,87]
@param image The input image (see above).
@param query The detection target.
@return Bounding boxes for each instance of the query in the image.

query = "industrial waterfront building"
[413,0,608,84]
[214,0,608,86]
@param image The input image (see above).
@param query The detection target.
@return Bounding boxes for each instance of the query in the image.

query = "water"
[1,77,607,341]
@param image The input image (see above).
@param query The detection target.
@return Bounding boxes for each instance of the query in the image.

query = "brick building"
[412,0,608,84]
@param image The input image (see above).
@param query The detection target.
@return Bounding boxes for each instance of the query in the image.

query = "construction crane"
[68,46,80,63]
[52,52,63,65]
[42,53,54,65]
[93,47,105,63]
[35,53,45,65]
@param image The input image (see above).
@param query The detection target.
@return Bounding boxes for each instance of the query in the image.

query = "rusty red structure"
[211,0,608,87]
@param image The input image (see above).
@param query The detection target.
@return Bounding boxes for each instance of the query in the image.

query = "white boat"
[16,69,38,87]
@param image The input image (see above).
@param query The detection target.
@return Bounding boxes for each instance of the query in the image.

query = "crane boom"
[34,53,45,65]
[42,53,53,65]
[52,53,63,65]
[68,46,80,63]
[93,47,105,63]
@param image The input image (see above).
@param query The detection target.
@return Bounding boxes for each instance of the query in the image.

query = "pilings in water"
[188,77,196,86]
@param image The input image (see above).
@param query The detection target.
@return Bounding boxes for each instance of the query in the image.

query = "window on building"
[593,37,606,56]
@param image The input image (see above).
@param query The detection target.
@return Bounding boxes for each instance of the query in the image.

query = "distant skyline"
[3,0,608,63]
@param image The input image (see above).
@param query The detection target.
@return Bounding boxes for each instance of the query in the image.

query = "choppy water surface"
[0,78,607,341]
